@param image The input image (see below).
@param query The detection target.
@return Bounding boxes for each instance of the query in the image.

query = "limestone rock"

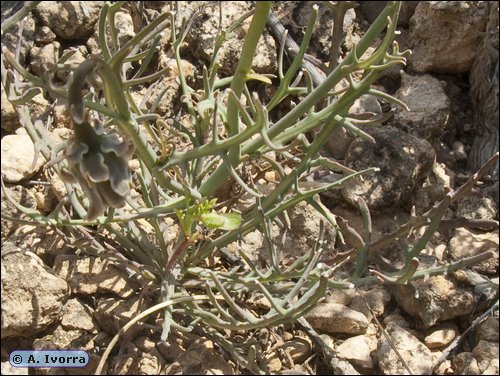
[35,1,104,40]
[336,335,376,369]
[409,1,488,73]
[424,323,459,349]
[1,244,68,339]
[53,255,141,298]
[60,298,97,332]
[181,2,276,76]
[1,134,46,183]
[305,302,370,335]
[448,228,499,275]
[377,323,433,375]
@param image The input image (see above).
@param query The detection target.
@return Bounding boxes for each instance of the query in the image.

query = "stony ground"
[1,2,499,375]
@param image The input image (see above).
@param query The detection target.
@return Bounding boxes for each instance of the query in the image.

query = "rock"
[29,41,60,76]
[182,1,276,76]
[393,72,451,140]
[349,286,391,321]
[60,298,97,332]
[468,1,499,180]
[472,340,499,374]
[448,228,499,275]
[358,1,419,26]
[282,337,312,364]
[336,335,376,369]
[413,162,455,214]
[53,255,141,298]
[282,201,338,257]
[34,25,57,44]
[1,12,35,64]
[164,338,234,375]
[424,323,459,349]
[390,275,476,328]
[1,362,29,375]
[111,344,167,375]
[56,45,88,81]
[342,126,435,211]
[473,340,499,374]
[115,11,135,46]
[377,323,433,375]
[305,302,370,335]
[33,325,99,374]
[325,93,383,159]
[1,85,20,132]
[1,244,68,339]
[29,92,51,121]
[35,1,104,40]
[1,134,46,183]
[455,195,497,220]
[94,294,151,336]
[1,186,36,241]
[452,352,481,375]
[476,316,499,343]
[144,59,196,117]
[409,1,489,73]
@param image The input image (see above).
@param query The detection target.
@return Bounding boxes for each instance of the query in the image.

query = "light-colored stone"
[1,134,46,183]
[305,302,370,335]
[1,362,29,375]
[390,275,476,328]
[35,25,57,44]
[377,323,433,375]
[349,286,391,320]
[35,1,104,40]
[29,41,60,76]
[394,72,451,140]
[60,298,96,332]
[1,244,68,339]
[336,335,375,369]
[115,11,136,46]
[424,323,459,349]
[53,255,141,298]
[448,228,499,275]
[33,325,100,374]
[164,338,234,375]
[409,1,488,73]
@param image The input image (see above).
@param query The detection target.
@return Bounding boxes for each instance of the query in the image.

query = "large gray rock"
[342,126,435,211]
[393,72,451,140]
[409,1,489,73]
